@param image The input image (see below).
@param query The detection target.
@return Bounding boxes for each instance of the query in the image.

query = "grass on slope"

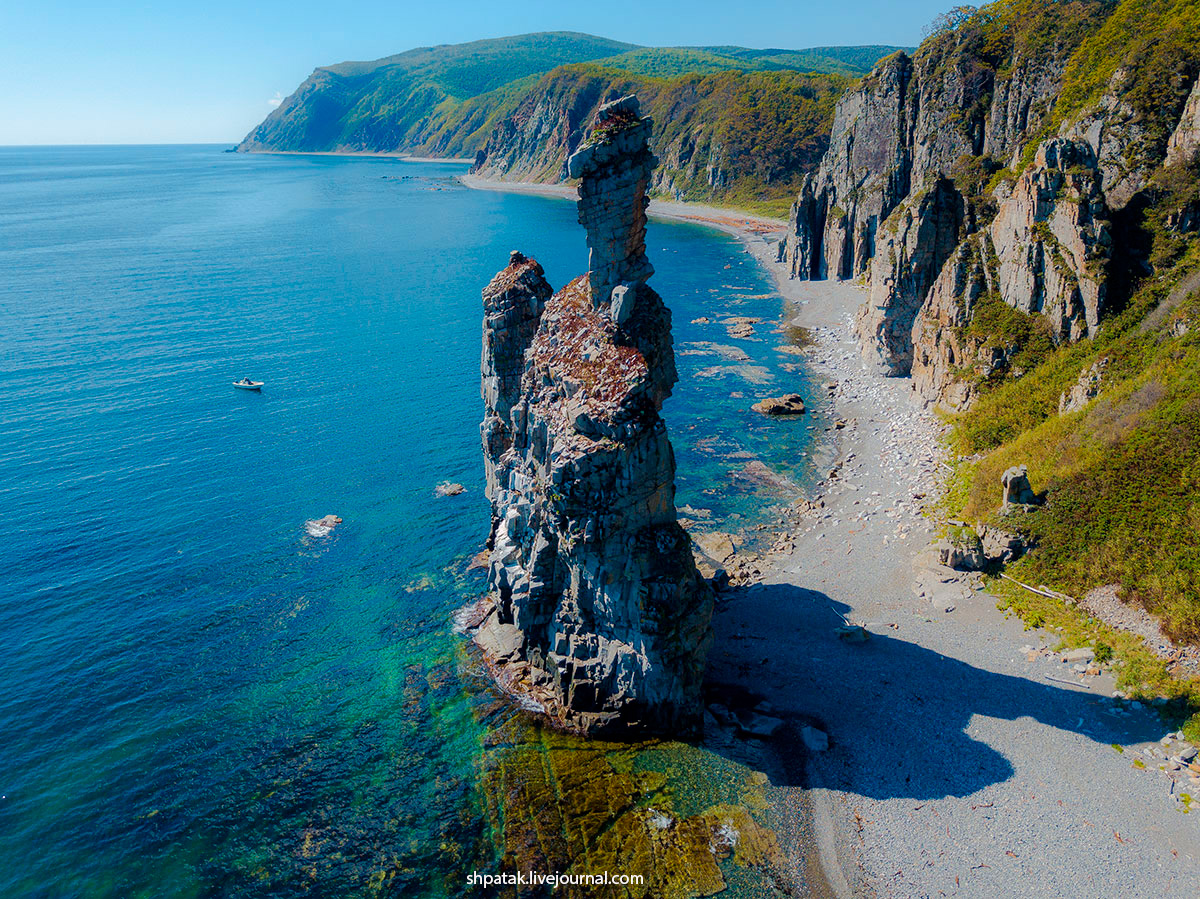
[953,0,1200,172]
[948,239,1200,644]
[596,44,910,79]
[322,32,636,92]
[989,577,1200,742]
[1055,0,1200,150]
[648,69,849,212]
[495,63,848,215]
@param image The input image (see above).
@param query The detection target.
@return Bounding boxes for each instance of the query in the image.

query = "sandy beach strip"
[459,173,788,236]
[240,149,475,163]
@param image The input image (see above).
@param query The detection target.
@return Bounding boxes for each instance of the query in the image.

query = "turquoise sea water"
[0,146,824,896]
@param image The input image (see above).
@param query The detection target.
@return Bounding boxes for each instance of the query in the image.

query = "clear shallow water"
[0,146,821,896]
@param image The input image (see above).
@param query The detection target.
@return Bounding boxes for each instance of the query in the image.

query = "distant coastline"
[459,172,787,237]
[238,148,475,163]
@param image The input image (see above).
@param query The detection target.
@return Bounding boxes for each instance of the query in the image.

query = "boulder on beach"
[936,535,986,571]
[694,531,737,564]
[752,393,807,416]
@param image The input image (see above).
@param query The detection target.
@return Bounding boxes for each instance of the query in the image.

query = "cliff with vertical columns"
[781,0,1200,410]
[472,96,712,737]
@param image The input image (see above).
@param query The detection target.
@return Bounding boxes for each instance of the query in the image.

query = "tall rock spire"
[472,95,713,737]
[567,95,656,306]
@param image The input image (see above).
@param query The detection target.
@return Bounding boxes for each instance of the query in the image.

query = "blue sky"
[0,0,950,145]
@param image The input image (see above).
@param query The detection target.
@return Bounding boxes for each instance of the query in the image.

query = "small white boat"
[233,378,263,391]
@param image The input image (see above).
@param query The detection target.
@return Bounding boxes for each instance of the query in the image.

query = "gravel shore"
[717,226,1200,898]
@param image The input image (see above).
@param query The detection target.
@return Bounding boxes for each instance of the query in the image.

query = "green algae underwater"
[461,673,792,898]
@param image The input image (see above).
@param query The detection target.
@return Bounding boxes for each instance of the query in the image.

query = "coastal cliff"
[473,96,713,736]
[469,67,851,213]
[786,0,1200,660]
[782,0,1199,411]
[236,31,902,190]
[780,7,1101,402]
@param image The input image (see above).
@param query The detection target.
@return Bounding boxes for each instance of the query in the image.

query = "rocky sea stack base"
[472,96,713,737]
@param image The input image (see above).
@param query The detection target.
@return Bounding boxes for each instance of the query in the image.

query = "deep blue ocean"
[0,146,825,896]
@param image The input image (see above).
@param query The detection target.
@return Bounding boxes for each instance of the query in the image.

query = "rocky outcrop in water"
[473,96,712,737]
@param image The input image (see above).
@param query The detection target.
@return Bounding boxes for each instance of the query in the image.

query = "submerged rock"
[475,96,713,737]
[751,393,807,416]
[476,714,784,896]
[800,725,830,752]
[304,514,342,537]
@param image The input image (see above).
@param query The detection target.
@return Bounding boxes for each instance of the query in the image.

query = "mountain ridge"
[236,32,909,162]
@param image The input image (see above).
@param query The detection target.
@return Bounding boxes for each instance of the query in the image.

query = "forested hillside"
[236,32,905,169]
[471,66,850,215]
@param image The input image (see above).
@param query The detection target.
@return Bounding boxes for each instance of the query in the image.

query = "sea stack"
[474,95,713,737]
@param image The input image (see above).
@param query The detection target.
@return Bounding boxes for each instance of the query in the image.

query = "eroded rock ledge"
[472,96,713,737]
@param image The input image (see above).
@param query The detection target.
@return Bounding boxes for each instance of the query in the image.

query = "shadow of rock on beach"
[708,582,1163,799]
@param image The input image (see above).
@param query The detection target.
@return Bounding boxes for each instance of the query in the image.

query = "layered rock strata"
[474,96,713,737]
[908,138,1113,406]
[988,139,1111,341]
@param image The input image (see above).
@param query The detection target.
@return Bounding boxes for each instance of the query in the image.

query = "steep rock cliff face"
[471,72,619,181]
[908,137,1112,408]
[779,35,1062,285]
[474,96,712,737]
[910,237,1001,409]
[982,55,1064,162]
[471,67,848,210]
[1166,77,1200,167]
[481,255,554,500]
[777,1,1197,404]
[988,138,1111,340]
[855,178,965,373]
[783,53,915,280]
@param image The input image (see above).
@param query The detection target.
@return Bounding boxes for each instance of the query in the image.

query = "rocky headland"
[780,6,1198,412]
[472,96,713,737]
